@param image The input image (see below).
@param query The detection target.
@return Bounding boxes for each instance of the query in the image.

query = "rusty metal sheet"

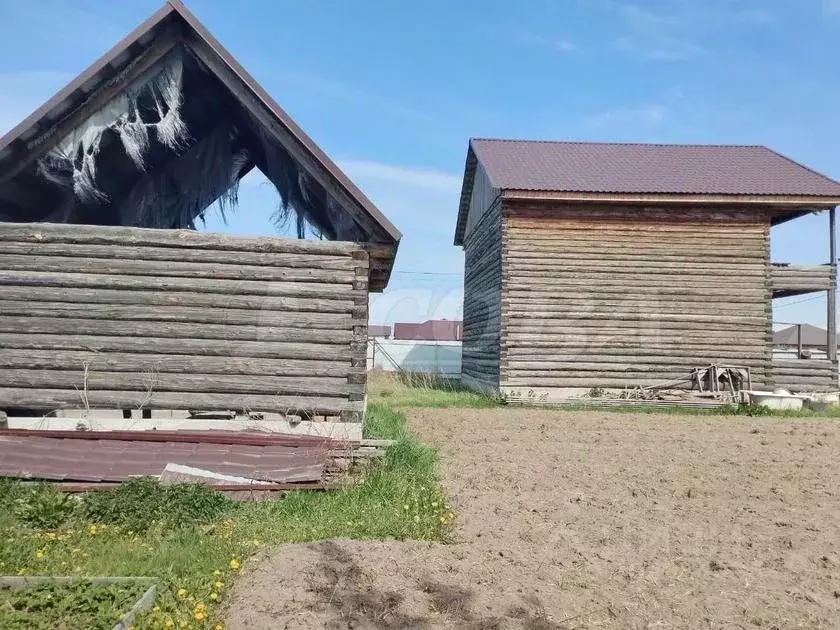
[0,435,327,483]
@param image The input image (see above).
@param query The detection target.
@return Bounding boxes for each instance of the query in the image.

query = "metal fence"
[367,339,461,374]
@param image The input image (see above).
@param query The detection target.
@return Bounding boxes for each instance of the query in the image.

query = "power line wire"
[775,294,825,309]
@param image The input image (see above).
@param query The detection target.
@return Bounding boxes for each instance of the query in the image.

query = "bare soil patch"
[226,409,840,628]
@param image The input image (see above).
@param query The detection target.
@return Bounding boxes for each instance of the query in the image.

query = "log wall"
[460,199,503,391]
[0,223,368,420]
[771,359,838,392]
[499,204,774,393]
[769,263,834,297]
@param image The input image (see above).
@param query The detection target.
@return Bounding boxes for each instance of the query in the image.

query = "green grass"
[0,402,453,629]
[0,580,149,630]
[367,370,502,408]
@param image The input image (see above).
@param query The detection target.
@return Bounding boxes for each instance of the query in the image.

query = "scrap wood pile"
[0,428,389,498]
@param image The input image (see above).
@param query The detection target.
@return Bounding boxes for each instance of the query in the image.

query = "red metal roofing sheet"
[471,139,840,197]
[0,435,327,483]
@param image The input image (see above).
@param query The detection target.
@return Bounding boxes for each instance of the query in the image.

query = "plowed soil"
[227,409,840,629]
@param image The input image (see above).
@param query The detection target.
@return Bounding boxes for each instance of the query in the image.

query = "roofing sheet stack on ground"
[0,429,356,488]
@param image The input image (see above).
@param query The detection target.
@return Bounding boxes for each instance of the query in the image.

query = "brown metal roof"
[455,138,840,245]
[774,324,837,348]
[471,139,840,196]
[0,0,401,246]
[0,432,328,483]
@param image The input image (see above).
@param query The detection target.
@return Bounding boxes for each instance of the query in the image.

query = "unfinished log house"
[455,139,840,401]
[0,1,401,421]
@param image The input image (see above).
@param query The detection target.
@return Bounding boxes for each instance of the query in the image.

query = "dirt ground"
[226,409,840,629]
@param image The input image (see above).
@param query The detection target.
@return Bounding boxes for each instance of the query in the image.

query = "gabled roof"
[0,0,400,288]
[455,138,840,245]
[774,323,837,348]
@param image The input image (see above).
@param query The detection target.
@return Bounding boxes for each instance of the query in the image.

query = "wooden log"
[0,241,358,270]
[0,286,358,314]
[0,388,363,415]
[0,223,367,257]
[0,369,363,397]
[772,359,836,369]
[506,355,769,370]
[504,358,769,372]
[0,316,353,345]
[0,350,358,378]
[501,377,696,388]
[0,333,354,360]
[500,312,766,325]
[0,253,356,284]
[0,301,357,329]
[0,270,355,300]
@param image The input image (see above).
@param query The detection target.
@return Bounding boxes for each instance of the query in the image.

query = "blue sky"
[1,0,839,327]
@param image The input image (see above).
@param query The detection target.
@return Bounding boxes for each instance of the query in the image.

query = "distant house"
[393,319,463,341]
[455,138,840,397]
[367,325,392,339]
[774,324,838,348]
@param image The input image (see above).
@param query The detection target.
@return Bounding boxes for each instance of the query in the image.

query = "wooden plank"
[0,316,353,345]
[0,350,357,378]
[0,388,362,415]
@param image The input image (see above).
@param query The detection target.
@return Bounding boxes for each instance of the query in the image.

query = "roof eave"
[501,189,840,207]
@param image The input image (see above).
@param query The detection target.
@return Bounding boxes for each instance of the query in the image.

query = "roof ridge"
[470,137,767,149]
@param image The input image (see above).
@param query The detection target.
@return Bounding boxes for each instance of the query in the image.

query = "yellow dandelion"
[152,605,161,612]
[431,502,438,507]
[403,504,409,510]
[252,539,261,547]
[35,549,45,559]
[214,581,224,589]
[229,558,241,570]
[440,516,446,523]
[194,611,206,621]
[210,592,218,601]
[213,569,222,577]
[177,588,187,597]
[214,625,224,630]
[165,620,175,628]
